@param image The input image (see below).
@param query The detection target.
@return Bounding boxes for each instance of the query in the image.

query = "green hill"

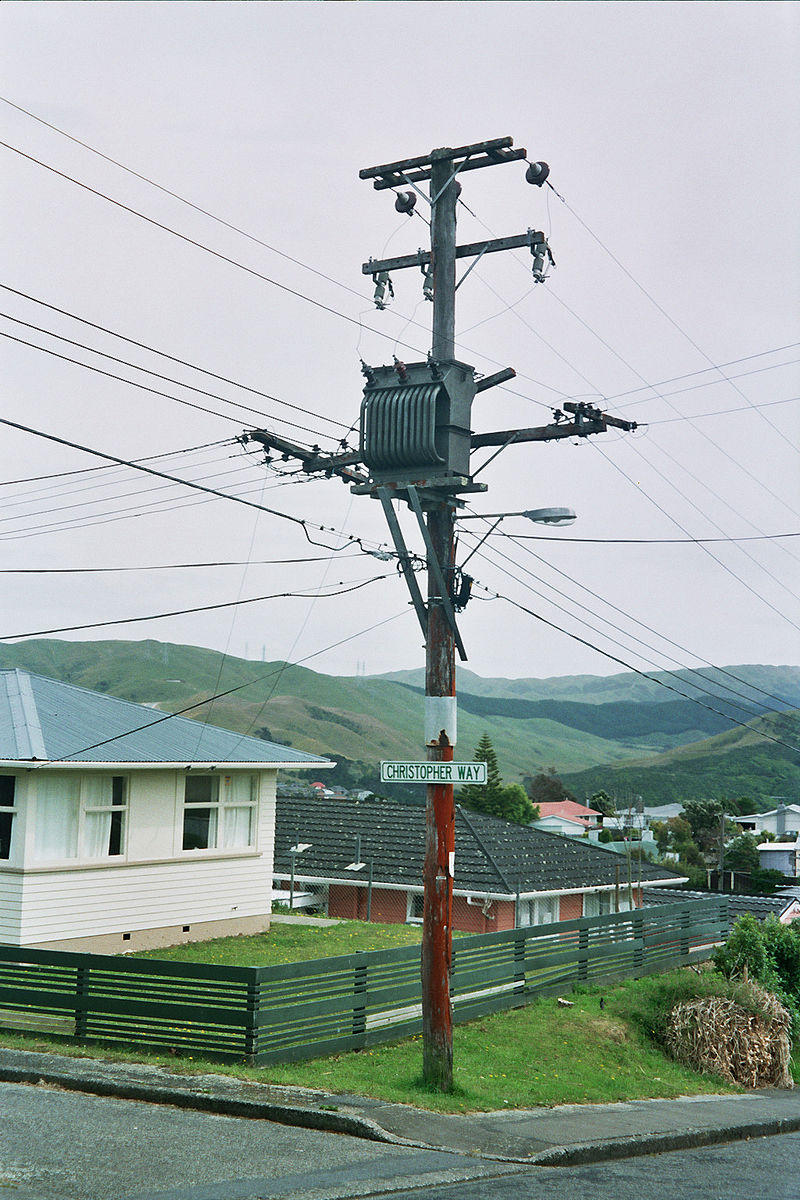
[562,710,800,806]
[1,639,797,803]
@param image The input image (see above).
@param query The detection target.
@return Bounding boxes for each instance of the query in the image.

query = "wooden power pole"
[244,137,636,1092]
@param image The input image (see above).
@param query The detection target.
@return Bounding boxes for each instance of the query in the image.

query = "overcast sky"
[1,1,798,687]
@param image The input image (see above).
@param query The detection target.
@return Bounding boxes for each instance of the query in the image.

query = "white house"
[737,804,800,838]
[0,670,331,952]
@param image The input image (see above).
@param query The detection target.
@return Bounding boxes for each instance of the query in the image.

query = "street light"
[456,507,577,568]
[457,507,577,526]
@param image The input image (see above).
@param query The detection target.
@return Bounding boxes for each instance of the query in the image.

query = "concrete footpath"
[1,1047,799,1167]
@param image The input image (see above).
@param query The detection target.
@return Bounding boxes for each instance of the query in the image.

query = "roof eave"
[0,758,334,770]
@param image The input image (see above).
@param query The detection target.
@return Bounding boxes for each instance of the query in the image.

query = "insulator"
[525,161,550,186]
[394,190,417,214]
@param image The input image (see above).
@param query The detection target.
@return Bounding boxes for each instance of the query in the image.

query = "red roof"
[537,800,601,824]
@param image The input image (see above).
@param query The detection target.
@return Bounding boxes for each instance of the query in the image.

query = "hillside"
[1,639,798,802]
[563,709,800,805]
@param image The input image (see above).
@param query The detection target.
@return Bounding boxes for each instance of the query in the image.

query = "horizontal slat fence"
[0,897,727,1064]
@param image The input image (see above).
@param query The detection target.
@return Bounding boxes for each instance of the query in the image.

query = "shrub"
[712,914,800,1042]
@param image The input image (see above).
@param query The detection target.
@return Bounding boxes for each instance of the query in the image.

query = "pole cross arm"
[360,138,526,190]
[363,231,542,276]
[471,403,637,449]
[245,429,367,480]
[562,401,637,432]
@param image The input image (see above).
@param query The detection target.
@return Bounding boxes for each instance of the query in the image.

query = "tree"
[524,767,578,808]
[589,789,616,819]
[681,799,734,859]
[723,832,761,875]
[459,734,536,825]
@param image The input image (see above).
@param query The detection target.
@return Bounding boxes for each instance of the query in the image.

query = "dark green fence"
[0,897,727,1065]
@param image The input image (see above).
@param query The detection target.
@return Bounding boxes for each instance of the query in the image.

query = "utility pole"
[243,136,637,1092]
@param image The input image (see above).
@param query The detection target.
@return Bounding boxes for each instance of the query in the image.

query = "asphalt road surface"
[1,1080,798,1200]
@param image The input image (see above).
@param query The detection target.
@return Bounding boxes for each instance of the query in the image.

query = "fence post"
[680,903,691,958]
[633,908,644,973]
[353,952,367,1042]
[245,974,261,1064]
[513,930,526,996]
[577,923,589,984]
[74,964,89,1039]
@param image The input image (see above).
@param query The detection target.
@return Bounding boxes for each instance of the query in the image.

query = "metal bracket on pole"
[406,486,468,662]
[377,487,429,643]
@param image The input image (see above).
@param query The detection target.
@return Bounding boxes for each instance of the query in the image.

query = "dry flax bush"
[665,984,793,1089]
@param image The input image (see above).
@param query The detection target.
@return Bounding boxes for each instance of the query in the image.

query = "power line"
[468,520,797,712]
[0,414,386,556]
[0,282,352,435]
[1,575,389,642]
[47,608,413,761]
[461,530,794,720]
[486,583,800,754]
[544,178,798,451]
[0,554,363,574]
[0,438,232,488]
[504,530,800,544]
[0,320,343,445]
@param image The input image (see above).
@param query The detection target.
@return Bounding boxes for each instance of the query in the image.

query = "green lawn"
[132,918,426,966]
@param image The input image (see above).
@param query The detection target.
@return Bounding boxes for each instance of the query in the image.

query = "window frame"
[181,772,259,853]
[32,772,129,864]
[406,891,424,924]
[0,774,18,862]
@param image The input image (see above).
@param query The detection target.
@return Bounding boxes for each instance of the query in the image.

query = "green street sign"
[380,761,487,784]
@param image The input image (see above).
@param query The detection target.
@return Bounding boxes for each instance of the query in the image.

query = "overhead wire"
[475,578,800,755]
[544,178,799,450]
[459,526,795,719]
[44,607,414,762]
[0,574,390,642]
[0,318,345,446]
[0,282,352,436]
[461,517,797,712]
[0,553,365,573]
[0,414,390,557]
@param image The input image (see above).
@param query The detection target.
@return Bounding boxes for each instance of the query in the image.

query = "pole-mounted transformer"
[360,359,476,487]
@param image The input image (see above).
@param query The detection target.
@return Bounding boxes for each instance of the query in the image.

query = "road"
[0,1081,798,1200]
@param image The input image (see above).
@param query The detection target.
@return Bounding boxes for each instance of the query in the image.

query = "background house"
[533,799,601,835]
[0,670,330,951]
[273,794,685,932]
[737,803,800,839]
[758,842,800,882]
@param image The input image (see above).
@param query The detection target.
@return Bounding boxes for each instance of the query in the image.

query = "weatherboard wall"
[0,767,279,950]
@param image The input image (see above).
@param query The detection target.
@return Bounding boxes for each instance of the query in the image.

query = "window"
[584,891,633,918]
[82,775,126,858]
[518,896,560,926]
[0,775,17,860]
[182,773,257,851]
[34,773,128,861]
[406,892,424,924]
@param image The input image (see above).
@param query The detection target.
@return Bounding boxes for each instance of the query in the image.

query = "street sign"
[380,760,487,785]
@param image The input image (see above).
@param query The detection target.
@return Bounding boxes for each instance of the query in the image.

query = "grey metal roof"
[644,887,797,922]
[0,670,331,767]
[274,795,683,897]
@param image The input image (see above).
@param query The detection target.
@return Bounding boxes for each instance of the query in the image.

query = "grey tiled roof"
[644,887,795,921]
[275,795,683,897]
[0,670,330,766]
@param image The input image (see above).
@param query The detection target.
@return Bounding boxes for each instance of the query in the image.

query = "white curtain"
[35,774,79,860]
[222,806,253,848]
[82,810,112,857]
